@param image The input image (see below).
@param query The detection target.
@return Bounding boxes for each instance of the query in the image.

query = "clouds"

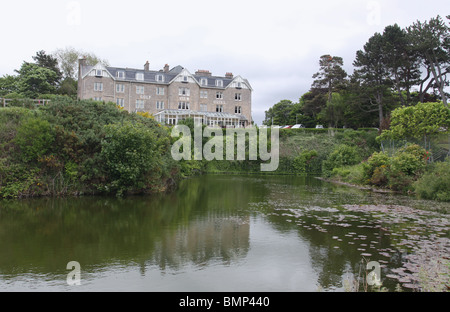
[0,0,447,124]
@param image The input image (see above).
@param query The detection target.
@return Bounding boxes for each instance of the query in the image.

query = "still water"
[0,175,448,291]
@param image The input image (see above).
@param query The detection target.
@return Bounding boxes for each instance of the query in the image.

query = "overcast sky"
[0,0,448,124]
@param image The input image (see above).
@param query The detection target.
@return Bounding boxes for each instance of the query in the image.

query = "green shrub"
[331,163,363,181]
[14,117,54,162]
[362,151,390,182]
[292,149,319,174]
[390,144,427,176]
[414,159,450,201]
[322,144,362,176]
[100,121,164,196]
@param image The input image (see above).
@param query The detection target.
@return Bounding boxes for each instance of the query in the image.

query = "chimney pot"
[225,72,233,79]
[195,69,212,77]
[164,64,169,73]
[144,61,150,71]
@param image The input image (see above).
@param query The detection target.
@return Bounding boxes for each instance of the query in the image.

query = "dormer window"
[95,69,103,77]
[216,79,223,87]
[117,71,125,79]
[200,78,208,86]
[156,74,164,82]
[136,72,144,81]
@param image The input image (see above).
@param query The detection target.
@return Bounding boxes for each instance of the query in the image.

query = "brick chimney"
[225,72,233,79]
[195,69,212,77]
[164,64,169,73]
[77,57,87,100]
[144,61,150,71]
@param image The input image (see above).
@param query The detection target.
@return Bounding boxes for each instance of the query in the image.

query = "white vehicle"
[315,125,324,129]
[292,124,304,129]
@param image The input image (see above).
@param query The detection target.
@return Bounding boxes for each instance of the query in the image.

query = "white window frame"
[116,84,125,93]
[216,79,223,87]
[156,87,165,95]
[136,72,144,81]
[235,93,242,101]
[216,92,223,99]
[136,99,145,109]
[179,87,190,96]
[116,98,124,107]
[200,78,208,86]
[178,102,190,110]
[200,104,207,112]
[94,82,103,91]
[235,106,242,114]
[156,101,164,110]
[216,105,223,112]
[117,71,125,79]
[200,90,208,98]
[136,86,145,94]
[156,74,164,82]
[95,69,103,77]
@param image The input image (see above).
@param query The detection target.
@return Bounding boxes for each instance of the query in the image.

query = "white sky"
[0,0,448,124]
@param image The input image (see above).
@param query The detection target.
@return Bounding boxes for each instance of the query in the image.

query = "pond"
[0,174,448,291]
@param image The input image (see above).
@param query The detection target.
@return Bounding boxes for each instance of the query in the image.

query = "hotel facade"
[77,60,252,127]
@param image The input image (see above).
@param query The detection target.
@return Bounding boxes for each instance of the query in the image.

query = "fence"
[380,134,450,163]
[1,98,51,108]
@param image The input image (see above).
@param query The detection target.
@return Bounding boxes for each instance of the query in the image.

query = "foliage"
[322,144,362,176]
[292,150,319,174]
[362,151,390,183]
[0,75,20,96]
[359,144,427,192]
[378,102,450,141]
[100,121,161,196]
[53,46,110,80]
[414,159,450,201]
[407,15,450,106]
[15,62,58,98]
[0,98,179,199]
[311,55,348,100]
[14,117,55,163]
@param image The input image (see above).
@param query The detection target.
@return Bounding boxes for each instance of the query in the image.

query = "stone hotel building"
[77,59,252,127]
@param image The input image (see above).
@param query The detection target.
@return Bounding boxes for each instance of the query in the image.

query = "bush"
[100,121,168,196]
[14,117,54,162]
[292,149,319,174]
[322,144,362,176]
[361,144,428,192]
[414,159,450,201]
[331,163,365,184]
[390,144,427,177]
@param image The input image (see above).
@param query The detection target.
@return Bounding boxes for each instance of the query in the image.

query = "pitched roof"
[81,63,250,90]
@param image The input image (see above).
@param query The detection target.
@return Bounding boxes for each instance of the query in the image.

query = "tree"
[0,75,20,96]
[263,100,295,125]
[378,101,450,142]
[32,50,62,87]
[318,92,346,128]
[101,121,162,196]
[407,15,450,106]
[353,32,392,129]
[382,24,421,106]
[311,54,348,102]
[15,62,58,98]
[54,47,109,80]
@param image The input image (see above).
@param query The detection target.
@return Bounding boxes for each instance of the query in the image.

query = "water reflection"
[0,174,448,291]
